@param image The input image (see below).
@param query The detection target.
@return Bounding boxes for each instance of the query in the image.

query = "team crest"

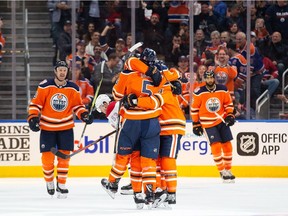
[239,135,256,154]
[215,71,228,85]
[206,97,220,112]
[50,93,68,111]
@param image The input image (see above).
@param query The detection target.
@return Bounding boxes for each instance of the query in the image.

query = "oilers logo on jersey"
[215,71,228,86]
[206,97,220,113]
[51,93,68,111]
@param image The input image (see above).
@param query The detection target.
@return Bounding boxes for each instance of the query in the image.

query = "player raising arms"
[191,70,236,183]
[27,61,93,198]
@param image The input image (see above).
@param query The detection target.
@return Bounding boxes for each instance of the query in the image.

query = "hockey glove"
[122,94,138,109]
[28,117,40,132]
[192,122,203,136]
[224,113,235,126]
[81,112,94,124]
[145,66,162,87]
[170,80,182,95]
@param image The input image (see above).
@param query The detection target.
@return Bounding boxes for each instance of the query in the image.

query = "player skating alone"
[191,70,236,183]
[27,61,93,198]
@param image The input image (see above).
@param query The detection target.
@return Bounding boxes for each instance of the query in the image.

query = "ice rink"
[0,177,287,216]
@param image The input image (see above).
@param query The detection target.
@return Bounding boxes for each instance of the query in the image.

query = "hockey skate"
[163,192,176,209]
[152,188,167,208]
[226,170,236,183]
[133,192,145,209]
[46,181,55,196]
[220,170,232,183]
[144,184,155,209]
[101,178,120,199]
[120,183,133,195]
[56,182,68,199]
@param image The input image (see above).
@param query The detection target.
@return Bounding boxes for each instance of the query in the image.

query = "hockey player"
[101,48,164,208]
[27,61,93,198]
[191,70,236,183]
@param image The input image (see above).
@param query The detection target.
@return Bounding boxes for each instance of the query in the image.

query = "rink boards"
[0,121,288,177]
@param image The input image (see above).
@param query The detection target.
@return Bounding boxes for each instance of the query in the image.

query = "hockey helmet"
[54,60,68,70]
[140,48,157,63]
[204,70,215,79]
[95,94,111,113]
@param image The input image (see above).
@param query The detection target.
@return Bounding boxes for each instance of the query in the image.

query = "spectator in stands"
[83,22,95,44]
[66,40,88,68]
[0,16,5,66]
[263,32,288,81]
[123,33,132,52]
[177,55,189,83]
[262,56,280,98]
[201,30,222,66]
[265,1,288,44]
[253,18,269,42]
[210,0,227,18]
[228,21,240,43]
[227,41,247,105]
[194,29,209,59]
[221,3,245,32]
[86,0,105,32]
[165,1,189,42]
[91,52,120,98]
[194,1,219,40]
[212,46,238,100]
[165,34,189,66]
[48,0,72,47]
[143,13,165,55]
[86,44,105,77]
[57,20,72,61]
[220,31,231,44]
[73,61,94,108]
[178,20,189,46]
[85,31,100,56]
[236,31,264,113]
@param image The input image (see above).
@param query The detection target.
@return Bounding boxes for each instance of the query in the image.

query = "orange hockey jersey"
[74,78,94,106]
[136,84,186,135]
[28,79,87,131]
[213,65,237,96]
[191,84,234,128]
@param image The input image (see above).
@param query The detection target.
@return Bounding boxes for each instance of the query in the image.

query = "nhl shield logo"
[237,132,259,156]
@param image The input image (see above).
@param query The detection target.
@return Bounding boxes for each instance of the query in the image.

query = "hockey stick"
[214,111,227,125]
[77,61,105,147]
[123,41,143,60]
[50,130,116,159]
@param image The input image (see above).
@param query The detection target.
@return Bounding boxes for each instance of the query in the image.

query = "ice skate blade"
[57,192,67,199]
[146,202,152,210]
[222,179,235,183]
[152,193,167,208]
[120,190,134,195]
[101,185,116,199]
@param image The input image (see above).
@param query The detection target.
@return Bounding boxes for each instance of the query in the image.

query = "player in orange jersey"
[191,70,236,183]
[27,61,93,198]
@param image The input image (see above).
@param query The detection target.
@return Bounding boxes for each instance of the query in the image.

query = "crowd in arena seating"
[46,0,288,120]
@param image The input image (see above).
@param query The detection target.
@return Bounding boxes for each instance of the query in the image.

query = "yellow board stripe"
[0,166,288,178]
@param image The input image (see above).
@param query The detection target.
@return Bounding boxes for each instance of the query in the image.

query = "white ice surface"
[0,177,287,216]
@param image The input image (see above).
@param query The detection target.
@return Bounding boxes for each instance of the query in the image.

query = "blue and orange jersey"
[28,79,87,131]
[136,84,186,135]
[0,32,5,64]
[229,53,247,91]
[191,84,234,128]
[238,42,264,73]
[74,78,94,106]
[113,70,163,120]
